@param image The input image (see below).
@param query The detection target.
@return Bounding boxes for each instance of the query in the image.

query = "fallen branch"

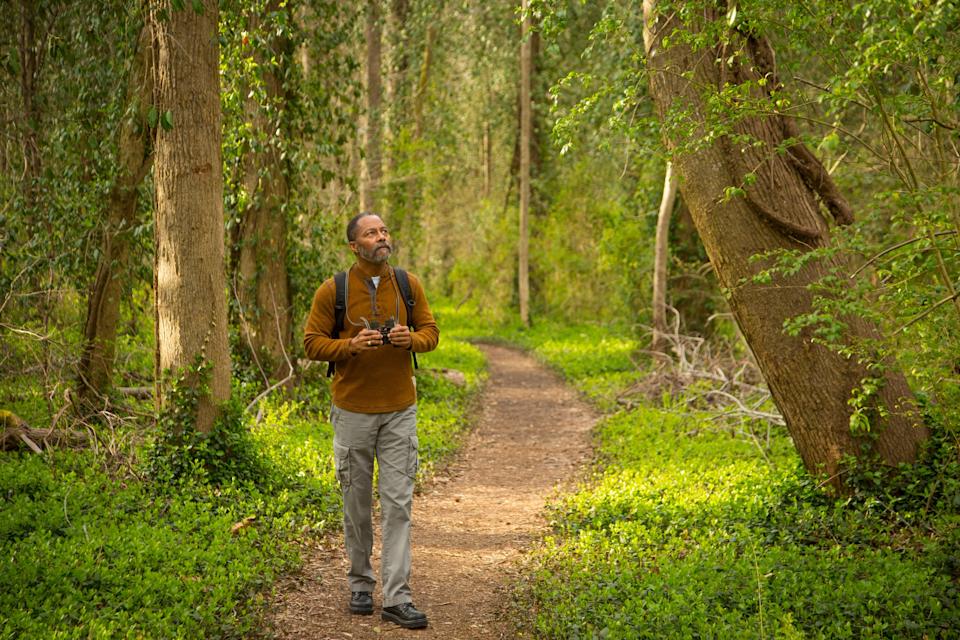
[1,410,90,452]
[116,386,153,399]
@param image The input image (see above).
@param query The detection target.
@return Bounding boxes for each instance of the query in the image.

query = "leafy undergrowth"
[436,303,644,412]
[525,410,959,639]
[0,332,485,639]
[444,303,959,639]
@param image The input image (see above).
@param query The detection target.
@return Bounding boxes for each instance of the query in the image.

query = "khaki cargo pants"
[331,403,419,607]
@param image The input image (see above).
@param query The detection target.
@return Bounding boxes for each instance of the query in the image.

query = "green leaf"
[161,110,174,131]
[147,106,159,128]
[727,3,738,26]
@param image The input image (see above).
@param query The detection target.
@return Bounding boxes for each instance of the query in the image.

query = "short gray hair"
[346,211,378,242]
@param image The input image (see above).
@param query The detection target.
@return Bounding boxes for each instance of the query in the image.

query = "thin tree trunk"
[236,0,291,383]
[361,0,382,212]
[518,0,532,327]
[296,4,311,77]
[412,24,435,140]
[151,0,230,433]
[0,102,8,174]
[384,0,409,152]
[482,120,491,199]
[652,161,678,352]
[382,0,410,256]
[397,19,434,263]
[642,1,927,484]
[18,0,39,209]
[76,21,154,404]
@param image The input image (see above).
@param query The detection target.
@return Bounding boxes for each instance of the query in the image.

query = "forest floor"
[265,343,596,639]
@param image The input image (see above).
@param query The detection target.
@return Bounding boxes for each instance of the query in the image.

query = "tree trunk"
[360,0,383,212]
[392,19,434,264]
[235,0,291,383]
[18,0,40,209]
[384,0,410,149]
[151,0,231,433]
[652,160,678,352]
[77,22,154,404]
[518,0,532,327]
[412,24,435,141]
[642,1,927,483]
[0,101,8,174]
[382,0,410,256]
[482,120,491,199]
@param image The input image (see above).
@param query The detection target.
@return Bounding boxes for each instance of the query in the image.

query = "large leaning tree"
[641,0,928,484]
[151,0,231,432]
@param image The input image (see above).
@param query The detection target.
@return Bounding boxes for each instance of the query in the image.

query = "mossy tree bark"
[361,0,383,213]
[151,0,231,433]
[77,21,154,405]
[642,1,928,483]
[17,0,40,210]
[518,0,532,327]
[235,0,291,383]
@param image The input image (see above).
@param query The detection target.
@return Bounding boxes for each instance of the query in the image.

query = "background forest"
[1,0,958,638]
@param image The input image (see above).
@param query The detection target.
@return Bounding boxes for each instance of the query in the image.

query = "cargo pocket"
[333,442,351,489]
[405,436,419,479]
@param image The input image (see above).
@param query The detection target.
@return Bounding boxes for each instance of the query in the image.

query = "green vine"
[145,355,269,486]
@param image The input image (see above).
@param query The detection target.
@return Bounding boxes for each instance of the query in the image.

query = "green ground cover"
[4,302,957,639]
[443,303,959,639]
[0,324,485,639]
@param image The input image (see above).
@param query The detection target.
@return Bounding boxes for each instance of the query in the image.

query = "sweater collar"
[353,260,390,279]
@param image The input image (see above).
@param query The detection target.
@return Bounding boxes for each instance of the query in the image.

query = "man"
[303,212,439,630]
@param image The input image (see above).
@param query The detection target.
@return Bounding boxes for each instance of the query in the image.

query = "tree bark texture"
[236,0,291,383]
[382,0,411,256]
[361,0,383,213]
[483,120,491,198]
[77,22,154,404]
[518,0,532,327]
[412,23,435,141]
[18,0,40,208]
[384,0,410,147]
[642,1,927,481]
[652,161,678,352]
[151,0,231,433]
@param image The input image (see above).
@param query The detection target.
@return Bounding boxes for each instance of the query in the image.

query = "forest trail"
[266,344,596,639]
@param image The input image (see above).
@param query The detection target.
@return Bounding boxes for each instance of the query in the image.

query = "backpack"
[327,267,419,376]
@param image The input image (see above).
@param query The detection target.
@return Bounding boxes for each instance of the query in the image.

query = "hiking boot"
[381,602,428,629]
[349,591,373,615]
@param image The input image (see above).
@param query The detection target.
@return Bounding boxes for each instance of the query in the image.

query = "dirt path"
[266,344,595,639]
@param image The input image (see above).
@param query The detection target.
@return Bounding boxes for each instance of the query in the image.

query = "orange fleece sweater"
[303,262,439,413]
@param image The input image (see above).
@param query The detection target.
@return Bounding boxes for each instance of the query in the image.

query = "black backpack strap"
[392,267,419,370]
[327,271,347,377]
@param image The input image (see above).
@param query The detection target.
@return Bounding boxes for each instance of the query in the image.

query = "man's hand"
[387,324,413,350]
[350,328,385,355]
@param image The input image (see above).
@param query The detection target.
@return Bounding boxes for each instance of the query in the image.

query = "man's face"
[351,215,392,264]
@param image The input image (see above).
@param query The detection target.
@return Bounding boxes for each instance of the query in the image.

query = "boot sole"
[381,611,428,629]
[349,604,373,615]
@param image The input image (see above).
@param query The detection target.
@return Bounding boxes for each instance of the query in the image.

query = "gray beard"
[359,242,392,264]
